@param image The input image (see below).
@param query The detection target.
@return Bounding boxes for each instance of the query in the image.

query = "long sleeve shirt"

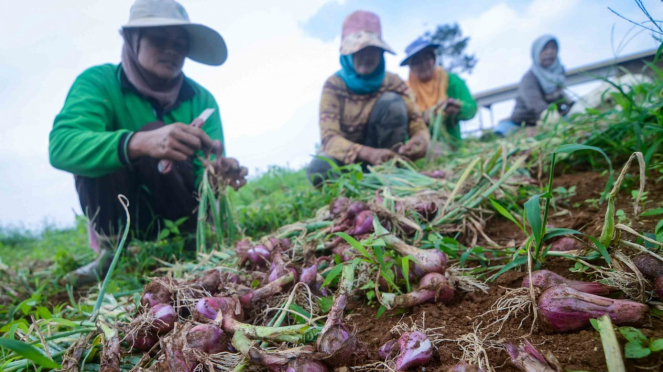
[49,64,224,188]
[319,72,430,164]
[509,70,573,125]
[445,72,477,140]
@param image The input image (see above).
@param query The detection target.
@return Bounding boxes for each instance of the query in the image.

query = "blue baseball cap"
[400,37,440,66]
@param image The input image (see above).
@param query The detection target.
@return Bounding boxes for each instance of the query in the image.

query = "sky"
[0,0,659,229]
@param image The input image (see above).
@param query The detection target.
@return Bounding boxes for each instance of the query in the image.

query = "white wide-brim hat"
[122,0,227,66]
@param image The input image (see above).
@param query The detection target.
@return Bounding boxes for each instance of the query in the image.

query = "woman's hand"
[358,146,397,165]
[128,123,217,161]
[212,156,249,191]
[398,135,428,160]
[443,98,461,117]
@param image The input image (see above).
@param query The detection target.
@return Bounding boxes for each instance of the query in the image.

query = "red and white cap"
[340,11,394,56]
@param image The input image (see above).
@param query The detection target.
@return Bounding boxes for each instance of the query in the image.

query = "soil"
[342,171,663,372]
[32,171,663,371]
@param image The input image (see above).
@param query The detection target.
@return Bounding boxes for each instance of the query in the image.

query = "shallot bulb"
[381,273,454,309]
[522,270,610,296]
[198,269,221,294]
[195,297,241,322]
[150,303,177,334]
[244,245,271,268]
[378,339,399,360]
[383,234,446,277]
[126,330,158,352]
[299,264,318,287]
[538,286,649,332]
[330,197,350,218]
[655,276,663,299]
[505,340,558,372]
[346,201,368,219]
[394,332,432,371]
[549,237,578,251]
[349,210,374,236]
[140,280,171,308]
[268,250,298,284]
[186,324,228,354]
[632,254,663,281]
[317,264,357,367]
[286,359,328,372]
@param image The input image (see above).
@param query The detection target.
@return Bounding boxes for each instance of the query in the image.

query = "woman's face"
[138,26,189,80]
[408,49,436,82]
[539,40,558,68]
[353,46,382,75]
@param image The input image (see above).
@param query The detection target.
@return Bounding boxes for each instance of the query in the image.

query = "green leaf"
[649,338,663,352]
[624,341,651,359]
[641,208,663,217]
[524,195,543,246]
[543,228,582,241]
[589,318,599,331]
[321,264,343,288]
[373,244,385,266]
[157,229,171,240]
[459,247,474,267]
[317,296,333,314]
[655,41,663,63]
[335,232,371,261]
[489,198,523,231]
[490,256,528,281]
[402,256,412,293]
[36,307,52,320]
[376,305,387,319]
[372,217,389,236]
[619,327,647,343]
[586,236,611,265]
[0,338,61,369]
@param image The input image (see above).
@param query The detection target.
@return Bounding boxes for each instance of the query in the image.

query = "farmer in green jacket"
[49,0,247,286]
[402,37,477,141]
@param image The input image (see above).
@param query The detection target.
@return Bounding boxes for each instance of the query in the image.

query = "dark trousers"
[75,122,198,243]
[306,92,408,187]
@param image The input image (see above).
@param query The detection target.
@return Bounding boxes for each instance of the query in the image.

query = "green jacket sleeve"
[192,88,225,189]
[447,73,477,121]
[49,68,130,177]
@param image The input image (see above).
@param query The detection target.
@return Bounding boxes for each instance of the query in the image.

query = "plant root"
[446,265,490,293]
[479,287,533,333]
[432,323,497,372]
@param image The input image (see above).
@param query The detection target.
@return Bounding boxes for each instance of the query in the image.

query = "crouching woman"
[307,11,430,187]
[49,0,247,285]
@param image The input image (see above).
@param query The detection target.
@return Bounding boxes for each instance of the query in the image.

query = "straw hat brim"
[123,18,227,66]
[400,43,440,67]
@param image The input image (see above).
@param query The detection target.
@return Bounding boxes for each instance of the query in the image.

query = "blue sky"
[0,0,659,229]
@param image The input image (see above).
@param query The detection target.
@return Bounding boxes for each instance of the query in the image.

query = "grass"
[0,218,89,275]
[231,166,335,238]
[1,14,663,368]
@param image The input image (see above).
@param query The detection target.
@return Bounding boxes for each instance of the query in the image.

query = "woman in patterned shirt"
[306,11,430,187]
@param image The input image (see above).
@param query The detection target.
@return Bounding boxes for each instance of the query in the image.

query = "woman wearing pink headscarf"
[307,11,430,186]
